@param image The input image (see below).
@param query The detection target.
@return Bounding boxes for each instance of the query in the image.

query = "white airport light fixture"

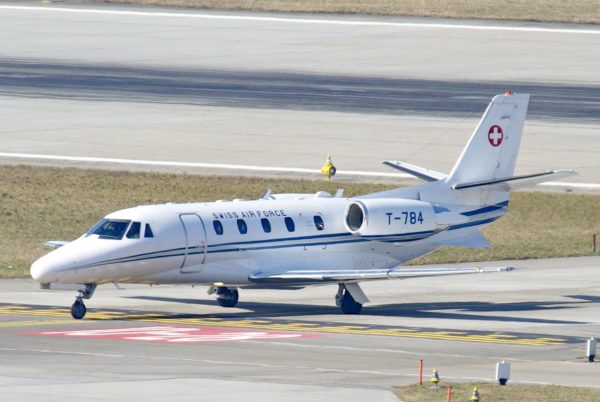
[496,361,510,385]
[587,337,596,362]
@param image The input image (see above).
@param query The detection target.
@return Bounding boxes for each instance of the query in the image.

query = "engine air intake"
[346,202,365,232]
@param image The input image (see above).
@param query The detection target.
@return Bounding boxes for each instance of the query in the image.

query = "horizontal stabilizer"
[382,160,447,182]
[433,232,490,249]
[44,241,70,248]
[249,266,513,284]
[453,169,575,190]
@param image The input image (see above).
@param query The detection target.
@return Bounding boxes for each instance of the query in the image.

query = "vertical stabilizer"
[446,93,529,186]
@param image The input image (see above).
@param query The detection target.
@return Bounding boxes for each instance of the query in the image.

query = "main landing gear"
[208,286,239,308]
[335,284,363,314]
[70,284,97,319]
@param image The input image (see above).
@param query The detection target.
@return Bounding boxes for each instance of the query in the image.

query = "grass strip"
[89,0,600,25]
[1,164,599,278]
[395,382,600,401]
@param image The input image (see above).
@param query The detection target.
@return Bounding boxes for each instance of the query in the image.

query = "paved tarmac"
[1,256,600,401]
[1,3,600,185]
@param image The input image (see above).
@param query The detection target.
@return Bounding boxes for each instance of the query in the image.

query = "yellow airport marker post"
[320,156,336,179]
[430,368,440,388]
[470,386,480,401]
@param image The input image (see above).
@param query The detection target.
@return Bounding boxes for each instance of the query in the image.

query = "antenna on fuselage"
[260,189,272,199]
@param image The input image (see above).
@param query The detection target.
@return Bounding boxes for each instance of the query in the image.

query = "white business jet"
[31,92,573,319]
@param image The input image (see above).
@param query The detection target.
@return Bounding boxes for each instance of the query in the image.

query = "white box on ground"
[496,361,511,385]
[587,337,596,362]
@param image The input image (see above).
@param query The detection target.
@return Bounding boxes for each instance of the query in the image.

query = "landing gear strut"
[70,284,97,319]
[335,284,362,314]
[212,286,239,308]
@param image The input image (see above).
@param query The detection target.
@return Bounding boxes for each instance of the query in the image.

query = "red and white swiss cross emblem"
[488,125,503,147]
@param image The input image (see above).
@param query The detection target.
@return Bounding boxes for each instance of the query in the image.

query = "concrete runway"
[1,3,600,185]
[1,256,600,401]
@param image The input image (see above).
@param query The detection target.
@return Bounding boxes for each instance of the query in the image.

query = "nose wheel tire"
[216,287,239,308]
[71,299,87,319]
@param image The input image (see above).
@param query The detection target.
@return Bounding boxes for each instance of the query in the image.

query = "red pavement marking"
[21,326,322,343]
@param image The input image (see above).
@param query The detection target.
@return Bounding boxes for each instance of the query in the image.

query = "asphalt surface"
[1,3,600,186]
[2,59,600,122]
[1,256,600,401]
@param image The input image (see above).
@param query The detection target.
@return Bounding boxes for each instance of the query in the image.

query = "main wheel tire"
[216,288,239,308]
[71,300,87,319]
[340,291,362,314]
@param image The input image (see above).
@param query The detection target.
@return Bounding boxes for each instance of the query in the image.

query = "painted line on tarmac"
[0,152,411,178]
[0,346,566,385]
[22,326,319,343]
[1,152,595,189]
[0,319,80,328]
[2,5,600,35]
[0,346,406,378]
[0,304,573,346]
[538,181,600,190]
[248,340,590,366]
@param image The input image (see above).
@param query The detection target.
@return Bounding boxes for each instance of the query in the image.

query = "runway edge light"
[496,361,510,385]
[586,337,596,362]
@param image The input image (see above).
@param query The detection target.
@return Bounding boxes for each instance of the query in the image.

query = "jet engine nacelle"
[344,198,439,238]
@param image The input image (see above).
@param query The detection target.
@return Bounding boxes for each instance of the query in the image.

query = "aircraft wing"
[44,241,70,248]
[382,160,447,182]
[249,266,513,284]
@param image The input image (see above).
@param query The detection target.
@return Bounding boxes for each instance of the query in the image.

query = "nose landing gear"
[70,284,97,319]
[335,284,363,314]
[208,286,239,308]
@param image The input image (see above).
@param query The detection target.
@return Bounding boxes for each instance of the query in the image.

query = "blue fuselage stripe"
[73,201,509,269]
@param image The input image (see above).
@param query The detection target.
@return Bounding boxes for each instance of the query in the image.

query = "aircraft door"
[179,213,207,273]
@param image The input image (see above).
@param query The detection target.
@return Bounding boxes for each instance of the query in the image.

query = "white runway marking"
[0,152,412,178]
[2,5,600,35]
[0,152,594,189]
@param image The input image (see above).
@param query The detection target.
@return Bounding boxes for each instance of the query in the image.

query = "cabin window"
[261,218,271,233]
[237,219,248,235]
[91,219,131,240]
[284,217,295,232]
[144,224,154,238]
[213,220,224,236]
[126,221,141,239]
[314,215,325,231]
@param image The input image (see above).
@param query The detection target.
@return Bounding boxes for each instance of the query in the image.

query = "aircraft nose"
[30,257,53,283]
[30,253,67,283]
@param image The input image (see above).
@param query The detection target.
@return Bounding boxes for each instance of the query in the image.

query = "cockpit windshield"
[87,219,132,240]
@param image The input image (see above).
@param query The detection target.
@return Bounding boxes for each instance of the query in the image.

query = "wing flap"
[249,266,513,284]
[387,266,512,278]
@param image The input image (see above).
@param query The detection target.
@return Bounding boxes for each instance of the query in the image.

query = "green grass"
[89,0,600,25]
[1,164,599,278]
[395,383,600,402]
